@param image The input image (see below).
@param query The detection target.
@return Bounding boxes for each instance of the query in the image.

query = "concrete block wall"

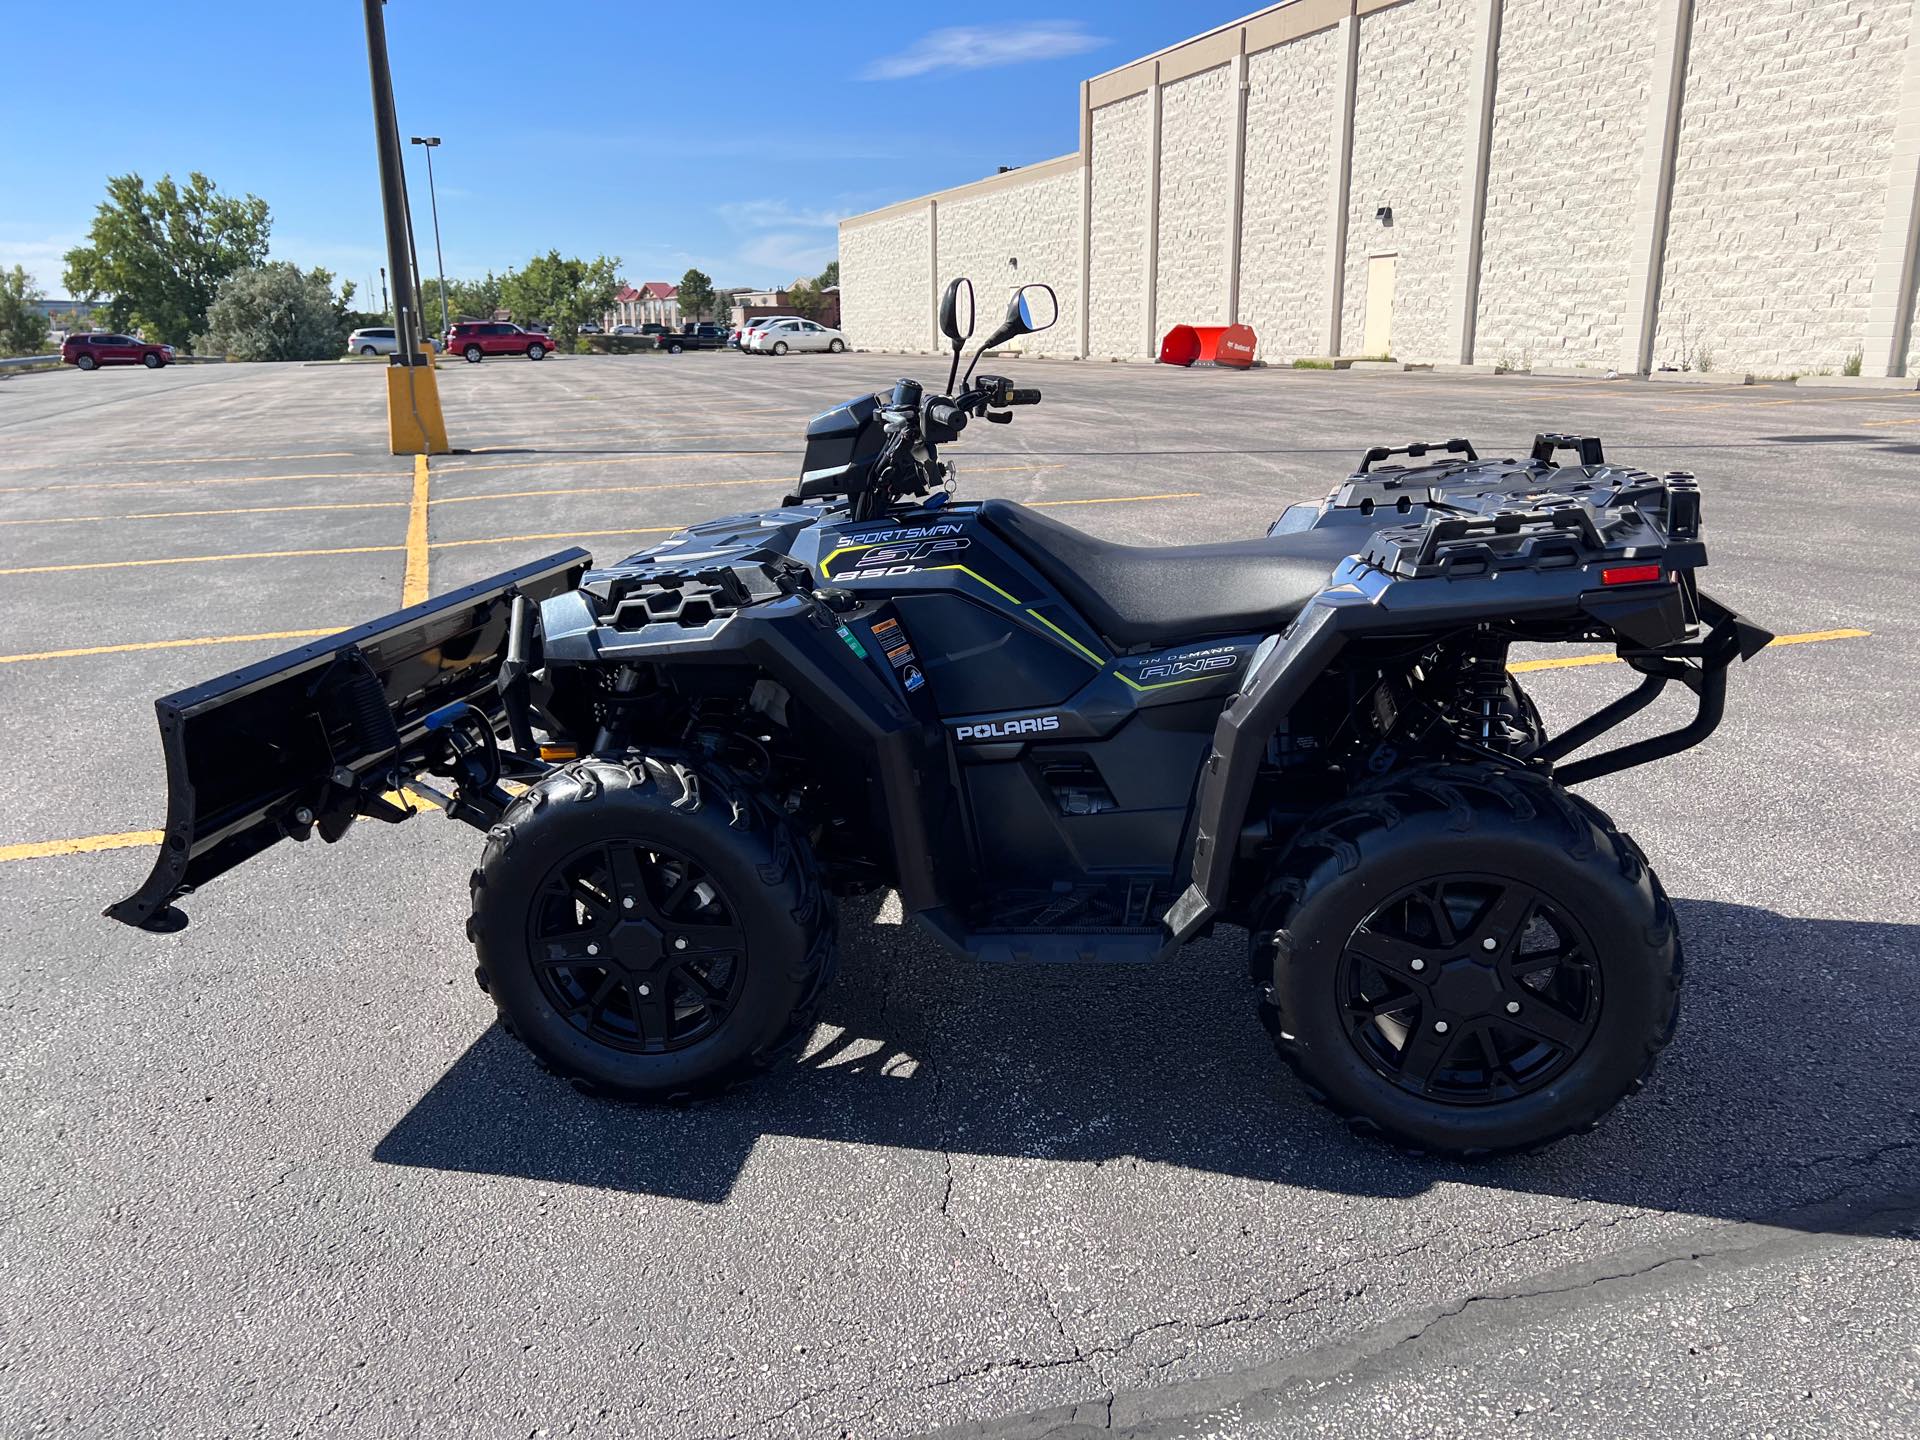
[1341,0,1474,361]
[1653,0,1914,376]
[1240,26,1344,360]
[935,167,1084,358]
[1475,0,1658,370]
[840,203,932,353]
[840,0,1920,378]
[1087,93,1153,359]
[1154,64,1237,333]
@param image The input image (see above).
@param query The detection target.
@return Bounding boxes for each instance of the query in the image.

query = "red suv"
[62,333,173,371]
[446,322,553,363]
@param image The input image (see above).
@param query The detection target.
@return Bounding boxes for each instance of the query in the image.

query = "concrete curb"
[1347,360,1434,373]
[1795,373,1920,391]
[1649,369,1753,385]
[1531,365,1625,380]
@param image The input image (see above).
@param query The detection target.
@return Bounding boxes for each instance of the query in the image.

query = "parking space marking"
[0,629,340,666]
[402,455,431,606]
[1511,627,1869,671]
[0,499,410,528]
[0,450,359,475]
[430,528,679,550]
[0,468,398,497]
[0,830,164,863]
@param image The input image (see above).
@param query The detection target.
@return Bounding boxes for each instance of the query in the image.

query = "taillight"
[1601,564,1663,586]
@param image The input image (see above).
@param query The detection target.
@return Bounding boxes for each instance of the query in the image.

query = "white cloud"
[718,198,849,231]
[0,231,85,295]
[862,21,1104,80]
[734,232,838,280]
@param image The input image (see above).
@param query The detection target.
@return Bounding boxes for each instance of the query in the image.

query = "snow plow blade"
[105,550,590,933]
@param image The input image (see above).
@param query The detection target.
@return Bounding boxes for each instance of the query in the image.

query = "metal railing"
[0,354,60,371]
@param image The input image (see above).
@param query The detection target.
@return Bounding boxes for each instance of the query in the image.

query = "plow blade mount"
[106,549,589,933]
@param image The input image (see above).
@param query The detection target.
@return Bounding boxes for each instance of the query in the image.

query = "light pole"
[410,135,449,340]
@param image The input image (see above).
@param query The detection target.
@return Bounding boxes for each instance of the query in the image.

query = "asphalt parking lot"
[2,351,1916,1438]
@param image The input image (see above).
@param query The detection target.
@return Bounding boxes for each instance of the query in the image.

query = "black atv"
[109,278,1770,1156]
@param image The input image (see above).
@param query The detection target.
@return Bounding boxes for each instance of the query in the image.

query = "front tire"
[1250,762,1680,1156]
[464,345,484,363]
[469,757,836,1100]
[527,342,546,360]
[828,338,845,353]
[142,351,163,369]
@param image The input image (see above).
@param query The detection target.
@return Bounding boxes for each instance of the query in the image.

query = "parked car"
[653,323,726,353]
[345,327,441,357]
[611,324,639,336]
[640,323,668,336]
[447,321,553,363]
[579,321,603,335]
[747,317,848,355]
[62,332,173,371]
[737,315,799,352]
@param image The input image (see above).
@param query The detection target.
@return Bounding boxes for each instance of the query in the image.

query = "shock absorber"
[1459,629,1517,750]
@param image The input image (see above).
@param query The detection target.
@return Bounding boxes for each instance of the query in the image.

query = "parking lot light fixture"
[410,136,450,341]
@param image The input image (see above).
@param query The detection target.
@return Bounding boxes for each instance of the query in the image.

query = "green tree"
[787,280,822,320]
[677,267,715,323]
[63,172,271,349]
[200,262,351,362]
[0,266,50,355]
[815,259,838,290]
[497,251,620,345]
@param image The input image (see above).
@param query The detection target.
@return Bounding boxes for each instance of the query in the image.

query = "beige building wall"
[839,204,932,352]
[934,166,1084,358]
[838,0,1920,379]
[1340,0,1474,362]
[1154,63,1237,330]
[1239,24,1344,361]
[1087,92,1153,359]
[1653,0,1915,375]
[1475,0,1658,370]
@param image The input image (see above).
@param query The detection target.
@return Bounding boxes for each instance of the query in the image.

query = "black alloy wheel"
[528,839,748,1055]
[1336,875,1600,1104]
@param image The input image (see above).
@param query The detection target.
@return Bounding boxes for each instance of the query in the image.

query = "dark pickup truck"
[652,323,727,353]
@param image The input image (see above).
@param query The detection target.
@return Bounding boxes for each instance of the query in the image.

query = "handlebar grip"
[1008,388,1042,406]
[927,401,966,432]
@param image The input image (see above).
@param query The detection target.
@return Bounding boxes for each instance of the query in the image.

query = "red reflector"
[1602,564,1663,586]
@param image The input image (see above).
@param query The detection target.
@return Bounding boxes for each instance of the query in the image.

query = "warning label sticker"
[869,618,919,674]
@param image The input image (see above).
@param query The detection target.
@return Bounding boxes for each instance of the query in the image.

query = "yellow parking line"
[0,830,164,863]
[1862,415,1920,428]
[0,628,341,665]
[0,469,396,496]
[1510,627,1868,671]
[402,455,431,606]
[0,499,409,528]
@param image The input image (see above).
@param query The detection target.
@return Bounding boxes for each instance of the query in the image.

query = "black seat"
[977,499,1352,650]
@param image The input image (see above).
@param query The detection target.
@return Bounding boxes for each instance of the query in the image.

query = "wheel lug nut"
[623,897,635,910]
[1506,1000,1521,1014]
[1410,958,1426,972]
[586,944,598,956]
[1433,1020,1450,1034]
[673,937,687,951]
[1482,938,1498,951]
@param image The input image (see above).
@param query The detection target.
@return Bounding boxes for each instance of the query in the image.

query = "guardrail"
[0,354,60,371]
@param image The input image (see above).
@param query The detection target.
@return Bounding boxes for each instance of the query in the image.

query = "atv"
[109,278,1770,1156]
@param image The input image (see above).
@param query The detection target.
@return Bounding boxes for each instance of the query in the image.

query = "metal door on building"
[1363,253,1396,357]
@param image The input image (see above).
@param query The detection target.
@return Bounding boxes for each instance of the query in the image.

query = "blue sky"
[2,2,1255,299]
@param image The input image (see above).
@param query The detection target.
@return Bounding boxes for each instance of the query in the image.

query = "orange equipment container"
[1157,323,1257,369]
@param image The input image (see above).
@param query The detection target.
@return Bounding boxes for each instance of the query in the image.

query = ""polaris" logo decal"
[954,715,1062,741]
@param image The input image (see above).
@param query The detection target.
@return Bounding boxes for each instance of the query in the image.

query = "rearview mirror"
[1007,283,1057,335]
[939,277,975,346]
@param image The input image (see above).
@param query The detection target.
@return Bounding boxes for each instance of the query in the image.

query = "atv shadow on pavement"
[373,897,1920,1229]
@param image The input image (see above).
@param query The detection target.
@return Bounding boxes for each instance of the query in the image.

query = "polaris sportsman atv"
[110,279,1770,1155]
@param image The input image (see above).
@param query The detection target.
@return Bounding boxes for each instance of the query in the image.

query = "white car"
[748,317,848,355]
[345,327,439,356]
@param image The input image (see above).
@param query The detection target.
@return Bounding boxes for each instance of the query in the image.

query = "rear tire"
[469,757,836,1100]
[360,345,379,357]
[668,341,684,354]
[772,341,788,356]
[1249,762,1679,1156]
[75,354,97,371]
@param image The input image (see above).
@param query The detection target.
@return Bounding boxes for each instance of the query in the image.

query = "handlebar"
[1007,388,1041,406]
